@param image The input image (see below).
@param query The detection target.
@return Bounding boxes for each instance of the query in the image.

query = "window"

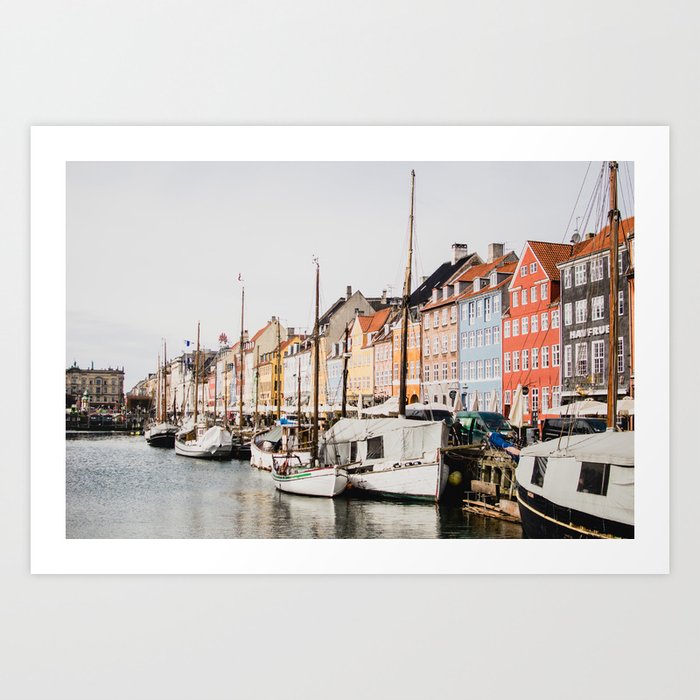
[512,319,519,336]
[540,283,548,300]
[450,360,457,379]
[485,297,491,320]
[504,353,511,373]
[564,345,572,377]
[477,330,483,347]
[552,385,561,408]
[619,255,624,275]
[591,257,604,281]
[441,308,448,326]
[477,360,483,379]
[424,338,430,356]
[450,306,457,323]
[532,347,539,369]
[552,344,560,367]
[522,316,529,335]
[551,309,559,328]
[522,349,529,370]
[564,303,573,326]
[618,337,625,374]
[521,289,527,305]
[461,332,468,350]
[593,340,605,375]
[575,343,588,376]
[433,363,439,380]
[486,359,493,378]
[367,436,384,460]
[577,462,610,495]
[490,271,498,286]
[494,358,501,377]
[461,362,468,381]
[542,387,549,412]
[460,304,467,321]
[530,286,537,303]
[564,267,572,289]
[433,337,439,354]
[493,326,501,344]
[424,365,430,382]
[503,321,510,338]
[618,290,625,316]
[504,390,511,405]
[531,456,548,487]
[477,300,483,318]
[592,295,605,321]
[574,263,587,286]
[484,327,492,346]
[450,333,457,352]
[493,295,501,313]
[469,361,475,380]
[575,299,587,324]
[520,266,527,277]
[393,363,399,380]
[542,345,549,368]
[469,302,476,324]
[512,292,519,308]
[530,262,537,274]
[531,314,538,333]
[513,351,520,372]
[531,387,539,412]
[469,331,475,349]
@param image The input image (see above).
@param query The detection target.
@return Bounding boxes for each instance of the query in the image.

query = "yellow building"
[347,309,391,406]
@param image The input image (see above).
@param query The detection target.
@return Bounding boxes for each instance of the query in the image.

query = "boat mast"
[214,351,218,420]
[163,340,168,423]
[276,322,282,422]
[606,161,621,429]
[254,347,260,429]
[238,284,245,431]
[341,323,349,418]
[156,353,161,423]
[193,322,200,424]
[398,169,415,417]
[223,353,229,427]
[297,355,301,424]
[311,258,320,466]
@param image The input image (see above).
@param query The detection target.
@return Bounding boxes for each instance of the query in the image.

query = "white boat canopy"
[521,431,634,467]
[549,399,608,416]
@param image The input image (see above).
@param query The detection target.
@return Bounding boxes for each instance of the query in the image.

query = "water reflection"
[66,435,521,539]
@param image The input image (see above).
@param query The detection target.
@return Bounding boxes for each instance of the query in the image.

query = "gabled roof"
[563,216,634,263]
[450,253,513,284]
[408,252,481,308]
[526,241,576,281]
[456,276,512,302]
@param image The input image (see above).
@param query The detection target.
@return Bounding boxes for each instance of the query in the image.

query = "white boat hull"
[272,465,348,498]
[347,458,448,502]
[174,425,233,460]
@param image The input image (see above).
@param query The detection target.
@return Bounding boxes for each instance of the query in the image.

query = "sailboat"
[145,342,178,448]
[271,259,348,497]
[175,322,233,459]
[514,161,635,538]
[230,281,253,459]
[322,170,449,502]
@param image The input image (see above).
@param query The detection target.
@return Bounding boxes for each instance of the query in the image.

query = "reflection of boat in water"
[251,422,310,471]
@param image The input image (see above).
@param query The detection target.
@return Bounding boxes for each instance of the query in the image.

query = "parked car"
[540,417,607,441]
[454,411,516,445]
[405,405,455,426]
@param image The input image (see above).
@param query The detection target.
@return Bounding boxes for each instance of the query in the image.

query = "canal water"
[66,435,522,539]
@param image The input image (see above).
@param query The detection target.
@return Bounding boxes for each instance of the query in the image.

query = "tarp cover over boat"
[521,431,634,466]
[199,425,231,450]
[320,417,447,465]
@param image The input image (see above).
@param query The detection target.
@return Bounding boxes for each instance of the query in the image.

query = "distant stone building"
[66,363,125,410]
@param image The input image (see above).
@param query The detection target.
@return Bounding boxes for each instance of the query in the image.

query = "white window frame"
[522,349,529,370]
[521,289,527,305]
[592,295,605,321]
[522,316,529,335]
[542,345,549,368]
[494,357,501,377]
[575,299,587,324]
[512,319,519,336]
[520,266,527,277]
[531,314,538,333]
[618,290,625,316]
[564,267,572,289]
[575,342,588,376]
[552,344,560,367]
[540,282,548,300]
[530,262,537,274]
[618,337,625,374]
[564,345,572,377]
[493,325,501,344]
[532,347,539,369]
[512,292,519,308]
[513,351,520,372]
[564,303,572,326]
[503,321,510,339]
[484,327,491,346]
[504,353,511,373]
[530,286,537,303]
[593,339,605,375]
[551,309,560,329]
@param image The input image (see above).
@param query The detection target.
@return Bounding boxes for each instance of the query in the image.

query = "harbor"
[67,434,521,539]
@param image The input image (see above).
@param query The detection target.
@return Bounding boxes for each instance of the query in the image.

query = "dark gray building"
[557,217,634,402]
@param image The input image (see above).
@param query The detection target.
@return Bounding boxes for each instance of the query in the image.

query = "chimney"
[381,289,387,303]
[586,232,595,240]
[346,285,352,300]
[452,243,469,265]
[488,242,504,263]
[271,315,277,322]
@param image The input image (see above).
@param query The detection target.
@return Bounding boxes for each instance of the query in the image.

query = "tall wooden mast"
[276,321,282,421]
[311,258,320,466]
[238,284,245,431]
[606,161,621,429]
[156,353,161,422]
[163,340,168,422]
[341,323,349,418]
[254,347,260,429]
[193,322,200,424]
[398,169,415,417]
[223,352,229,427]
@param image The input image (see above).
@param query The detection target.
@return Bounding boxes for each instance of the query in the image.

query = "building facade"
[66,363,125,410]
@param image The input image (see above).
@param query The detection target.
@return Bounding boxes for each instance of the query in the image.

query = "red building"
[502,241,573,424]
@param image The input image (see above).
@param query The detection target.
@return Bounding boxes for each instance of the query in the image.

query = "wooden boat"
[146,342,177,448]
[514,161,634,538]
[251,422,311,471]
[270,259,347,497]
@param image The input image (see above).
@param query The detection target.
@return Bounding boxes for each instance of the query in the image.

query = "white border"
[31,126,669,574]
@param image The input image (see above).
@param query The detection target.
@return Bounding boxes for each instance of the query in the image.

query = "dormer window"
[473,278,480,292]
[490,271,498,286]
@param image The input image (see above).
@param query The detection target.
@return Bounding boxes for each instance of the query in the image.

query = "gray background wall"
[3,2,694,699]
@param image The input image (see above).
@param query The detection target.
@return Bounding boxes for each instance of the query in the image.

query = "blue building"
[457,256,517,412]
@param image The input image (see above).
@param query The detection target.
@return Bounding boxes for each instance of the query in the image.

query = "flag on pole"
[184,340,192,348]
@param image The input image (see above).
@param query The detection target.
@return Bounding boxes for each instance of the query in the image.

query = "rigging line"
[560,161,593,243]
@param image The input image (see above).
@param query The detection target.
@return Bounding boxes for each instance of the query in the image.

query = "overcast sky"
[67,161,634,390]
